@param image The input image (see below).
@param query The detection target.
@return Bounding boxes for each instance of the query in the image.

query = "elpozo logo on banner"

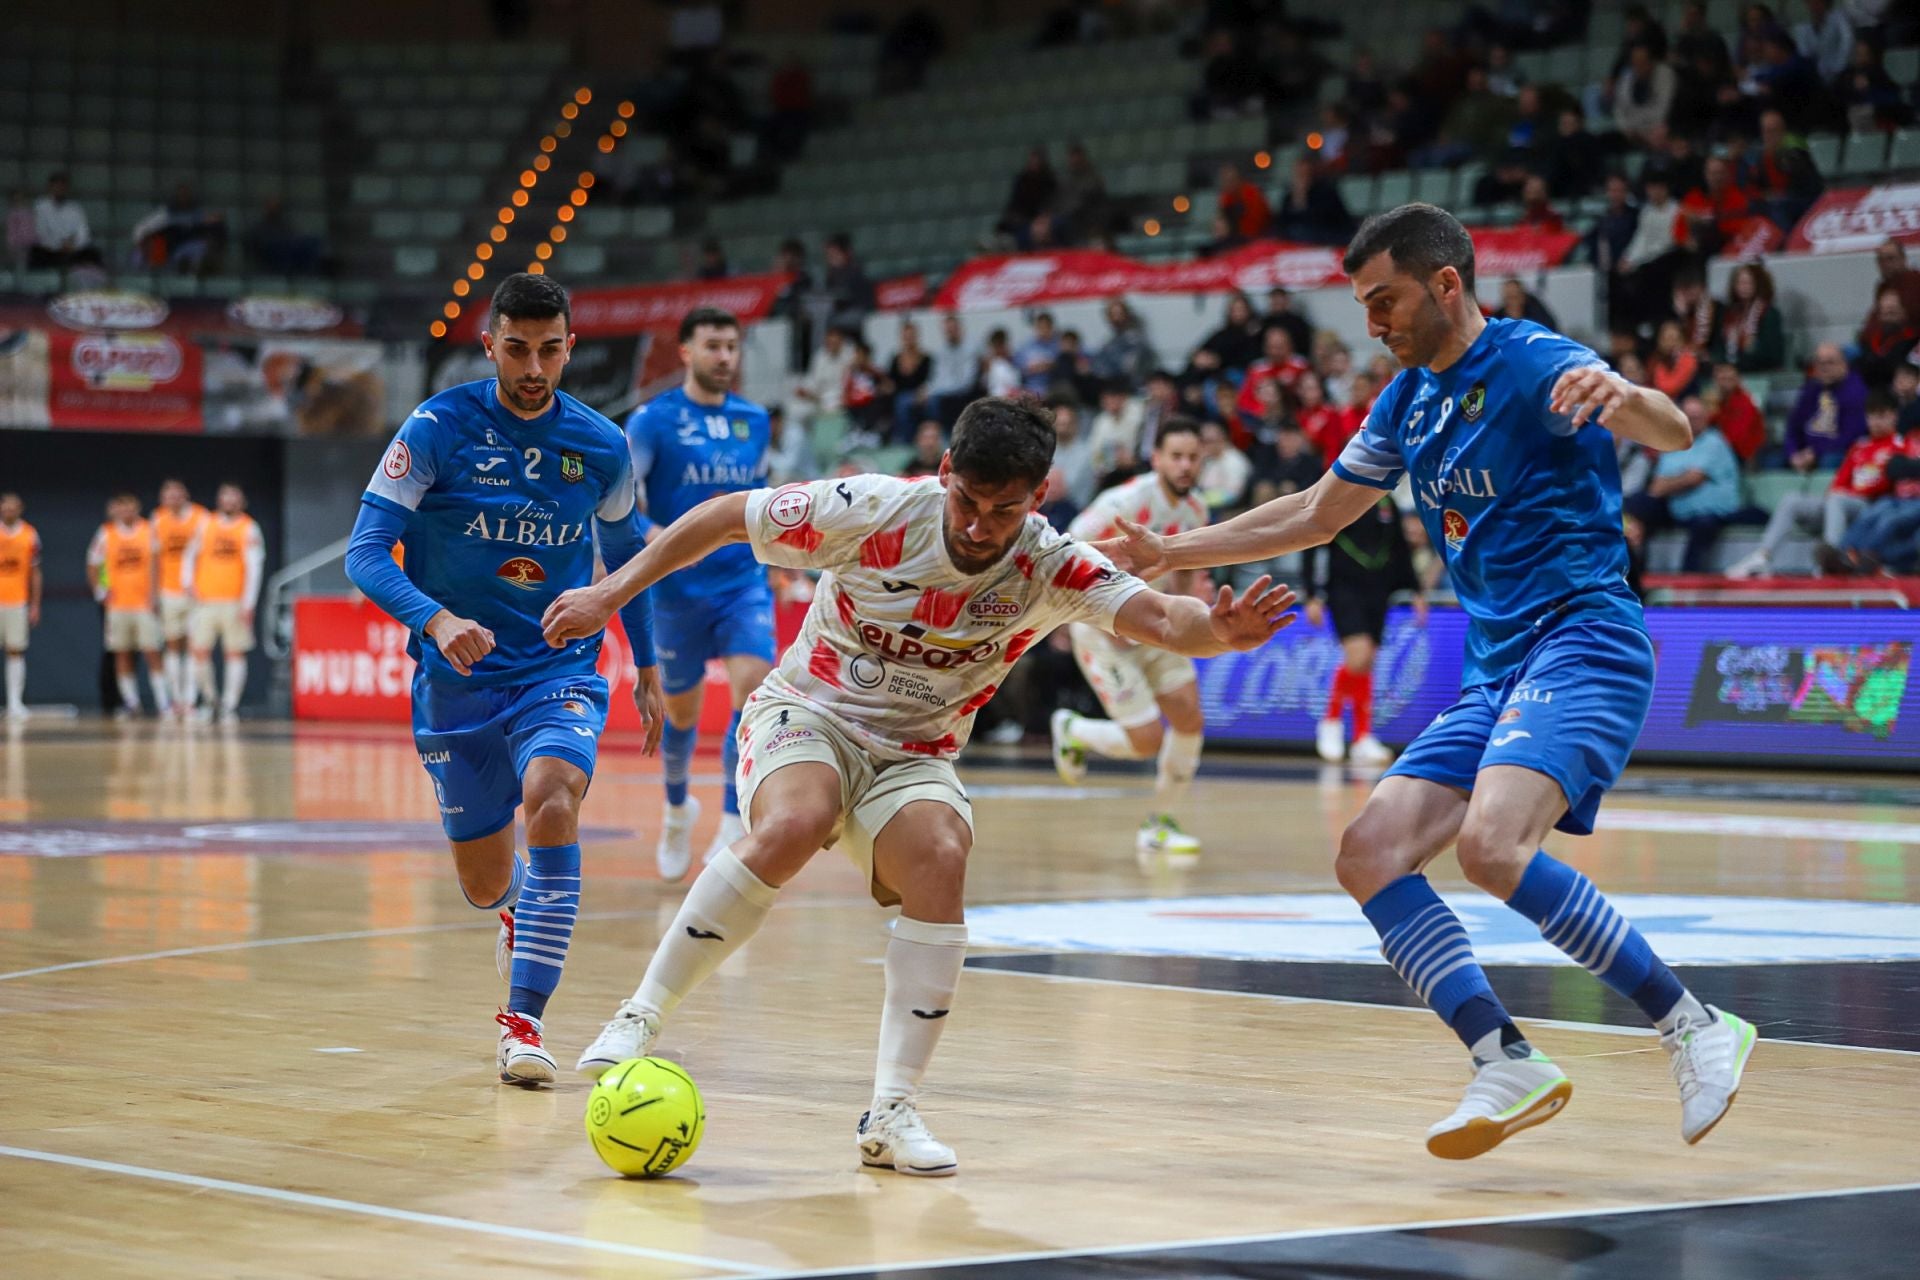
[226,295,346,333]
[1789,183,1920,254]
[47,289,170,333]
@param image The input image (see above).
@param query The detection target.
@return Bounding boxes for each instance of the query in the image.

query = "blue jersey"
[364,379,638,687]
[626,387,770,603]
[1332,318,1644,688]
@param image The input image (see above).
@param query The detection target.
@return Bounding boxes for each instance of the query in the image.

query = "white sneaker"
[1663,1004,1758,1144]
[1315,717,1345,762]
[4,705,26,722]
[218,705,239,723]
[1136,813,1200,868]
[983,719,1024,745]
[657,796,700,883]
[495,909,514,983]
[1426,1050,1573,1160]
[495,1009,556,1087]
[575,998,657,1080]
[1724,549,1770,580]
[1049,709,1087,785]
[857,1098,957,1176]
[1349,734,1394,765]
[702,811,745,867]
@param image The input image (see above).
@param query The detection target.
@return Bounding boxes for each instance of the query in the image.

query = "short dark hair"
[679,305,739,342]
[488,273,570,332]
[949,396,1057,489]
[1343,202,1476,291]
[1154,415,1203,446]
[1867,390,1897,415]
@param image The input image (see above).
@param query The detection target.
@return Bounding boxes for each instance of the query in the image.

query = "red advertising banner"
[932,228,1581,311]
[45,327,203,431]
[875,273,929,310]
[1787,183,1920,254]
[293,595,805,738]
[450,271,794,341]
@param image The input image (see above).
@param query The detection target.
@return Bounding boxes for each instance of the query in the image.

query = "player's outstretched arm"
[1096,471,1380,578]
[1551,365,1693,451]
[1111,576,1298,658]
[543,491,752,647]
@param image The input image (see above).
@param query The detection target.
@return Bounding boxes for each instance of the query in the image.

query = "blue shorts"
[1385,618,1654,836]
[411,669,609,842]
[654,582,777,697]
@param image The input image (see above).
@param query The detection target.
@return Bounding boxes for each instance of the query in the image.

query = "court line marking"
[964,963,1920,1057]
[0,1145,775,1276]
[756,1179,1920,1279]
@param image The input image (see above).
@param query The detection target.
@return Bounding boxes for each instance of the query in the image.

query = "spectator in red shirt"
[1291,370,1349,462]
[1516,174,1566,234]
[1709,362,1768,463]
[1649,319,1704,401]
[1235,326,1310,418]
[1217,161,1271,239]
[1675,156,1754,255]
[1731,393,1902,577]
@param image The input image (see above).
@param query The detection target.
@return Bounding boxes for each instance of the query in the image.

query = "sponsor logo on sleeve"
[769,486,813,528]
[384,440,412,480]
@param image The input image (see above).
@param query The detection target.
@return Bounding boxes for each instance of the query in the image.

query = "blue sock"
[1362,874,1514,1052]
[464,852,524,911]
[508,843,580,1020]
[721,710,742,817]
[662,720,697,808]
[1507,850,1686,1025]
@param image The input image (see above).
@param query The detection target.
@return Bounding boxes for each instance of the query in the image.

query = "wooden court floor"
[2,718,1918,1278]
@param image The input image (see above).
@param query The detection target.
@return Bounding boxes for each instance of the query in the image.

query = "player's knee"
[1126,721,1164,756]
[458,862,514,907]
[522,780,582,843]
[1335,812,1410,902]
[906,827,971,908]
[741,802,837,862]
[1453,822,1529,895]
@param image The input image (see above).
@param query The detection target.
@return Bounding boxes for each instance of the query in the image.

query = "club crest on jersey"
[732,418,751,439]
[496,557,547,590]
[1442,509,1469,552]
[1462,383,1487,421]
[768,485,812,528]
[559,450,585,483]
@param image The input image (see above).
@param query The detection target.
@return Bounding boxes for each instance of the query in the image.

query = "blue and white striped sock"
[463,852,524,912]
[508,843,580,1019]
[1362,874,1514,1052]
[662,721,697,808]
[721,709,743,817]
[1507,851,1686,1024]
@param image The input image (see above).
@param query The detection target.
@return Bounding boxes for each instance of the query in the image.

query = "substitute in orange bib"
[152,478,209,715]
[183,483,264,722]
[0,492,42,719]
[87,493,170,717]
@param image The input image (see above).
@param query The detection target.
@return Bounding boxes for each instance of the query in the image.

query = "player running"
[1099,205,1757,1159]
[544,396,1295,1174]
[344,273,664,1087]
[627,306,774,881]
[1050,416,1212,865]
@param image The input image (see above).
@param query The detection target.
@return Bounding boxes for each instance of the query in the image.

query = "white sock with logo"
[116,673,141,711]
[5,655,23,710]
[632,848,779,1025]
[1156,729,1203,807]
[1070,714,1147,760]
[222,656,247,712]
[873,916,968,1106]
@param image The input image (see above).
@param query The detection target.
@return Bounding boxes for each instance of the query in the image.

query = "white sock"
[4,655,22,709]
[1155,729,1203,809]
[164,650,185,706]
[192,658,213,710]
[1655,990,1710,1036]
[873,916,968,1106]
[116,672,141,711]
[150,663,171,713]
[222,655,247,711]
[1071,713,1148,760]
[633,847,779,1024]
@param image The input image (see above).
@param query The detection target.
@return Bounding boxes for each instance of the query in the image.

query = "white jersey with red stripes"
[743,474,1147,760]
[1066,471,1209,656]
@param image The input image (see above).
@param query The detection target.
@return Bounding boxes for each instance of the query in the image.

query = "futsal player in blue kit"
[345,274,664,1086]
[626,306,775,881]
[1101,205,1757,1159]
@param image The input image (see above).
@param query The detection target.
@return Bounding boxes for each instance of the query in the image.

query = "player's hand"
[630,664,665,757]
[1305,597,1325,628]
[1412,594,1430,626]
[1549,365,1634,429]
[1207,576,1297,651]
[541,585,614,647]
[240,607,254,631]
[1094,517,1169,579]
[424,609,494,676]
[27,604,39,627]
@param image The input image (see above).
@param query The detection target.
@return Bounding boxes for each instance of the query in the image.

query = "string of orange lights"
[1139,148,1273,239]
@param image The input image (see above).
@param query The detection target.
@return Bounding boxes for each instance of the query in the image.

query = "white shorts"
[735,689,973,907]
[159,593,193,641]
[0,606,26,651]
[104,609,160,654]
[1069,622,1197,729]
[190,601,255,653]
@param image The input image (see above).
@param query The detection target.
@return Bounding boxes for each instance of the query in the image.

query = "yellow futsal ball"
[585,1057,705,1178]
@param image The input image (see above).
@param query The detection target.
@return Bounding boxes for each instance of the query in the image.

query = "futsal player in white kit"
[1052,416,1212,864]
[542,396,1295,1175]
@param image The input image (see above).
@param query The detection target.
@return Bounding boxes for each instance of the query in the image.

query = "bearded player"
[1100,204,1756,1159]
[544,396,1294,1174]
